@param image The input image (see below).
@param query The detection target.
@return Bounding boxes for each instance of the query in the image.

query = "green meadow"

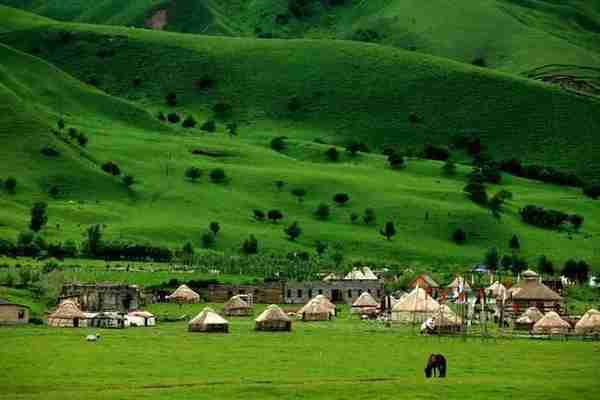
[1,304,599,400]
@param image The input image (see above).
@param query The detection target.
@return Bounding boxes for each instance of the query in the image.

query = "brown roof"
[533,311,571,333]
[411,274,440,288]
[166,285,200,302]
[510,277,561,301]
[352,292,379,308]
[223,295,251,311]
[49,300,86,320]
[255,305,291,323]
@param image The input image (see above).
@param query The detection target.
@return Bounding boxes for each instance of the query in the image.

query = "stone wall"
[283,280,384,304]
[61,284,141,312]
[207,283,284,304]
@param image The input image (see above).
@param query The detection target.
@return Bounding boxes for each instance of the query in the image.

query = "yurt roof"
[313,294,336,310]
[129,310,154,318]
[521,269,539,279]
[515,307,544,324]
[486,281,507,297]
[575,309,600,329]
[189,307,228,326]
[392,287,440,312]
[352,292,379,308]
[322,273,338,281]
[533,311,570,329]
[361,267,378,280]
[167,284,200,301]
[447,276,471,290]
[298,299,331,315]
[510,279,561,301]
[432,308,462,327]
[255,305,291,323]
[224,295,250,310]
[49,300,86,319]
[411,274,440,288]
[345,268,366,280]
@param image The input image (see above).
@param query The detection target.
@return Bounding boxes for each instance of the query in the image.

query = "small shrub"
[291,188,306,203]
[77,133,88,147]
[315,203,330,220]
[583,184,600,199]
[213,102,232,116]
[196,76,214,90]
[242,235,259,255]
[101,161,121,176]
[182,116,197,128]
[209,168,227,183]
[288,96,301,111]
[409,112,423,124]
[41,146,60,157]
[388,153,405,169]
[167,113,181,124]
[380,222,396,240]
[284,221,302,241]
[423,144,450,161]
[464,182,488,205]
[325,147,339,162]
[270,136,287,152]
[184,167,202,181]
[333,193,350,206]
[5,177,16,193]
[268,209,284,223]
[253,210,266,221]
[452,228,467,244]
[157,111,167,122]
[200,120,216,132]
[49,186,60,198]
[443,160,457,176]
[57,119,65,130]
[350,212,359,224]
[122,175,135,188]
[209,222,220,236]
[472,57,487,67]
[363,208,376,225]
[166,92,177,107]
[201,232,215,248]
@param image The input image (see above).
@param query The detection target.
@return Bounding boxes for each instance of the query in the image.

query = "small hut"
[166,284,200,304]
[255,305,292,331]
[89,312,127,329]
[514,307,544,330]
[298,299,332,321]
[48,300,87,327]
[188,307,229,333]
[313,294,336,315]
[533,311,571,335]
[0,298,30,325]
[431,305,462,333]
[391,287,440,323]
[409,274,440,298]
[574,309,600,335]
[351,291,379,314]
[223,295,252,316]
[127,310,156,327]
[507,270,562,316]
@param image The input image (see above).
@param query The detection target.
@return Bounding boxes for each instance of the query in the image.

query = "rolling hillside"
[0,11,599,270]
[2,0,600,74]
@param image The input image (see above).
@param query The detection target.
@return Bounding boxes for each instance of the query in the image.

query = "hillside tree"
[30,202,48,232]
[380,222,396,241]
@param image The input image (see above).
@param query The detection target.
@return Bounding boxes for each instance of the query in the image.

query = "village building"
[409,274,441,298]
[167,284,200,304]
[207,282,282,304]
[351,291,379,314]
[391,287,440,323]
[60,284,141,312]
[127,310,156,327]
[283,279,383,304]
[255,305,292,331]
[88,312,127,329]
[223,295,253,316]
[48,299,87,327]
[188,307,229,333]
[503,270,563,318]
[0,298,29,325]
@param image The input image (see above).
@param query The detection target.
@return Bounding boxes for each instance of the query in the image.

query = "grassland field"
[1,303,600,400]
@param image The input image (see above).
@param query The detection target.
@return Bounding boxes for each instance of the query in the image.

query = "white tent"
[344,268,366,280]
[391,287,440,323]
[361,267,378,280]
[127,310,156,327]
[351,292,379,314]
[188,307,229,332]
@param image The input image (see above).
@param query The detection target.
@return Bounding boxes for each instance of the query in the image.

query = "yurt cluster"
[36,270,600,339]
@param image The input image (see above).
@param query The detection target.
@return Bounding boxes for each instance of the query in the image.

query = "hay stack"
[533,311,571,335]
[515,307,544,330]
[188,307,228,333]
[167,284,200,303]
[255,305,292,331]
[351,292,379,314]
[48,300,87,327]
[223,295,252,316]
[391,287,440,323]
[575,309,600,335]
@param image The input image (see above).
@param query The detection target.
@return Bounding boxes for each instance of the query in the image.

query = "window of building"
[318,289,323,295]
[308,289,313,298]
[297,289,303,298]
[367,289,371,294]
[287,289,292,298]
[377,289,381,297]
[347,289,352,298]
[18,310,25,320]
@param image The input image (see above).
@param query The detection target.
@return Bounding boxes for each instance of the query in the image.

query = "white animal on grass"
[86,334,101,342]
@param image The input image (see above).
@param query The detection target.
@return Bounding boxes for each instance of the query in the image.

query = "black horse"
[424,354,447,378]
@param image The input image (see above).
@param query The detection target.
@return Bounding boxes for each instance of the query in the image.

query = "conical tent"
[344,268,366,280]
[448,276,471,291]
[189,307,229,333]
[223,295,252,316]
[167,285,200,303]
[298,299,332,321]
[391,287,440,323]
[486,281,507,298]
[351,292,379,314]
[575,309,600,335]
[313,294,336,311]
[48,300,87,327]
[255,305,292,331]
[361,267,378,280]
[533,311,571,335]
[431,305,462,332]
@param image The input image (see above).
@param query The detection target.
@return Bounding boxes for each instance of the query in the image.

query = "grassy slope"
[2,15,600,180]
[0,309,599,400]
[2,0,600,73]
[0,20,598,270]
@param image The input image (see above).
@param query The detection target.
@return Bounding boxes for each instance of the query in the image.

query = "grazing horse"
[424,354,447,378]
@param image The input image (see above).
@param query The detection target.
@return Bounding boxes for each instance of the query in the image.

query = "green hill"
[0,7,599,271]
[2,0,600,74]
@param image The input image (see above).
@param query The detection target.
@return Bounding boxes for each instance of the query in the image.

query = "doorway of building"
[331,289,342,303]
